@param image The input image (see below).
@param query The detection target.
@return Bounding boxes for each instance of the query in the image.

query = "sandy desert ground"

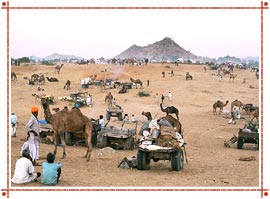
[10,62,259,188]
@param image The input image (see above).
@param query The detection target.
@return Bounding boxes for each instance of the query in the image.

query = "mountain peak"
[115,37,195,61]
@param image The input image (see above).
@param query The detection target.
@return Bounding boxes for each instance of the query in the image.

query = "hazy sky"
[10,4,260,59]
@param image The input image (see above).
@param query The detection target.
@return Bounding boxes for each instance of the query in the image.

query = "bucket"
[152,129,160,139]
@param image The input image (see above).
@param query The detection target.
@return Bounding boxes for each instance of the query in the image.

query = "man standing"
[11,149,41,184]
[25,106,40,166]
[11,112,18,137]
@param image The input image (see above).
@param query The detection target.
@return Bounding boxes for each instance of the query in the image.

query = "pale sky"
[10,8,260,59]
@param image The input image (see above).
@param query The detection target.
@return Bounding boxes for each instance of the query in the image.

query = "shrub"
[165,65,171,69]
[138,91,150,97]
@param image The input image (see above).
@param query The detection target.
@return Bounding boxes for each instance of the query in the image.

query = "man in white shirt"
[11,112,18,137]
[11,149,41,184]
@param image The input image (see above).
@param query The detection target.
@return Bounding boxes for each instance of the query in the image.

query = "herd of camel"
[39,91,182,162]
[213,99,259,122]
[11,63,259,163]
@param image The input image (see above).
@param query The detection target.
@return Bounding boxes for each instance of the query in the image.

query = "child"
[41,152,62,185]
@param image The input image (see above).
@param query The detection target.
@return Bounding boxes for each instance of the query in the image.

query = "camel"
[142,111,152,121]
[64,80,71,90]
[41,98,94,161]
[11,72,17,81]
[231,99,245,111]
[130,78,143,89]
[46,77,59,82]
[160,115,183,136]
[118,87,127,94]
[54,64,64,74]
[38,74,45,85]
[160,103,179,120]
[213,100,229,115]
[105,92,113,106]
[243,106,259,122]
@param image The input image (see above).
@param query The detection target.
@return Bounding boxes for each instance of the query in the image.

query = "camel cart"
[237,128,259,150]
[106,106,123,121]
[97,120,137,150]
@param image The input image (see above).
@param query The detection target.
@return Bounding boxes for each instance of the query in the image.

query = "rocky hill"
[114,37,197,62]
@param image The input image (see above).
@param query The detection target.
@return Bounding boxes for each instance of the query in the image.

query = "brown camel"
[142,111,152,121]
[130,78,143,89]
[231,99,244,111]
[105,92,113,106]
[54,64,64,74]
[41,98,94,161]
[160,103,179,120]
[213,100,229,115]
[243,106,259,122]
[160,115,182,136]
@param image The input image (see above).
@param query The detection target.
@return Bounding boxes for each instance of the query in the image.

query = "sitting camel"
[160,103,179,120]
[142,111,153,121]
[41,98,94,161]
[213,100,229,115]
[46,77,59,82]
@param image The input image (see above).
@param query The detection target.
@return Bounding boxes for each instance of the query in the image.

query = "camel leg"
[83,124,93,161]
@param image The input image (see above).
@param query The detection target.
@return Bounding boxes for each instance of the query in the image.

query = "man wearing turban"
[25,106,40,166]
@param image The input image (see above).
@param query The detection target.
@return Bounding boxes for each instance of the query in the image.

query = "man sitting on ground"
[11,149,41,184]
[41,152,62,185]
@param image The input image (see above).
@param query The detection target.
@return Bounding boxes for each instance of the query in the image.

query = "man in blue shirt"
[41,152,62,185]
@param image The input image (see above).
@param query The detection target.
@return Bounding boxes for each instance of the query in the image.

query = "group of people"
[11,106,62,185]
[155,92,173,104]
[12,149,62,185]
[123,114,137,122]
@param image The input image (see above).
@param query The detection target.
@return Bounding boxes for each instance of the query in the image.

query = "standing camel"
[213,100,229,115]
[130,78,143,89]
[41,98,94,161]
[54,64,64,74]
[231,99,244,111]
[160,103,179,120]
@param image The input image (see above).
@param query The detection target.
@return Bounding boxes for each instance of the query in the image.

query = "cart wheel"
[118,113,123,121]
[124,136,134,150]
[237,137,243,149]
[171,150,184,171]
[101,136,109,148]
[137,150,150,170]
